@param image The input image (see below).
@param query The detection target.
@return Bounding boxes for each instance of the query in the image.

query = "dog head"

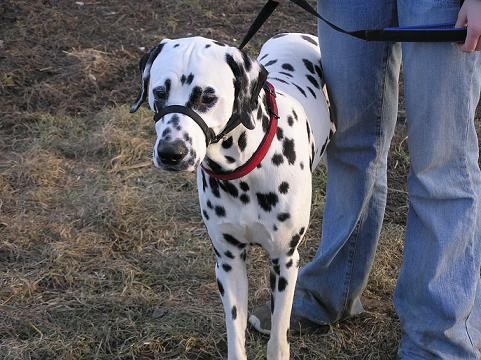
[131,37,267,172]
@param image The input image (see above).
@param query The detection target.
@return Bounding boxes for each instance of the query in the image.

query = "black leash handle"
[239,0,467,48]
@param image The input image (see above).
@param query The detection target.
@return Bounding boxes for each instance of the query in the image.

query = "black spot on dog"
[271,77,288,84]
[272,154,284,166]
[292,109,298,120]
[286,259,293,268]
[279,71,293,78]
[257,107,263,121]
[201,171,208,191]
[217,279,225,296]
[320,137,329,156]
[231,305,237,320]
[306,121,311,143]
[240,250,247,261]
[278,277,288,292]
[292,83,307,97]
[272,258,279,265]
[183,132,193,144]
[306,74,320,89]
[273,264,280,275]
[225,155,235,163]
[299,227,305,235]
[173,43,180,48]
[220,181,238,198]
[241,51,252,72]
[279,182,289,194]
[223,233,246,249]
[207,158,223,174]
[162,127,171,137]
[310,143,315,170]
[214,41,226,46]
[307,87,317,98]
[180,74,187,85]
[277,213,290,222]
[271,293,275,313]
[205,44,211,48]
[215,206,226,217]
[209,177,221,198]
[168,114,180,127]
[301,35,317,45]
[259,53,269,61]
[262,115,270,133]
[303,58,315,74]
[202,210,210,220]
[273,33,288,39]
[282,63,294,71]
[256,192,279,212]
[282,138,296,165]
[207,200,213,209]
[240,182,249,192]
[276,127,284,140]
[238,132,247,152]
[315,64,323,81]
[187,85,202,107]
[290,234,301,248]
[222,263,232,272]
[222,136,233,149]
[239,194,250,204]
[273,224,278,231]
[300,162,304,170]
[287,116,294,127]
[270,271,276,291]
[264,59,277,67]
[224,251,235,259]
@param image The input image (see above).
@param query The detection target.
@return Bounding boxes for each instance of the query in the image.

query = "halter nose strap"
[154,105,216,146]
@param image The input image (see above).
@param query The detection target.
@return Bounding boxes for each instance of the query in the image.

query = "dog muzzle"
[153,105,242,147]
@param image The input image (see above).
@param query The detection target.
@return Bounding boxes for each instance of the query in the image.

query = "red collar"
[201,81,278,181]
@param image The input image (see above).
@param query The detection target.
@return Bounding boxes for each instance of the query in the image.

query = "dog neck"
[203,91,271,175]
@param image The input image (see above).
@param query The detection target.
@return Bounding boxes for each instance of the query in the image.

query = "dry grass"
[1,0,480,359]
[0,105,404,359]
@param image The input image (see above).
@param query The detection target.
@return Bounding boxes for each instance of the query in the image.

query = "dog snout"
[157,139,188,166]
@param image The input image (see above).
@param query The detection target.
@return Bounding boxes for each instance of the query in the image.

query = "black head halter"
[154,105,246,147]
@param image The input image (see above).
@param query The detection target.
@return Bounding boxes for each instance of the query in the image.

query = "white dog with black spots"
[131,33,335,360]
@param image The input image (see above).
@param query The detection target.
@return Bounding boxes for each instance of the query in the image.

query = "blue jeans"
[293,1,481,359]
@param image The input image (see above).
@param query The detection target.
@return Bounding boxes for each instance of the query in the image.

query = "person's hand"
[455,0,481,52]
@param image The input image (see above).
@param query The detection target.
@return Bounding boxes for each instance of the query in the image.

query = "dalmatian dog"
[130,33,335,360]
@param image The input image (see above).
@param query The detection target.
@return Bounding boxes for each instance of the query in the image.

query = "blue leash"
[239,0,467,49]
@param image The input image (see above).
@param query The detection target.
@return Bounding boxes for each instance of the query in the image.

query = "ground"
[0,1,479,359]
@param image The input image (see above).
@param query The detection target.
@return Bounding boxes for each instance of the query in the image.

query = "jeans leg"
[396,1,481,358]
[293,0,401,324]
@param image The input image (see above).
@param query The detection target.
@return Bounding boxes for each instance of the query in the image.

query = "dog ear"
[225,50,268,130]
[130,41,167,113]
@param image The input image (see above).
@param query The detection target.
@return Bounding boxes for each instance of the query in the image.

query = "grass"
[1,105,407,359]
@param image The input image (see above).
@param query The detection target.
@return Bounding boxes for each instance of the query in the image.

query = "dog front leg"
[267,250,300,360]
[213,240,249,360]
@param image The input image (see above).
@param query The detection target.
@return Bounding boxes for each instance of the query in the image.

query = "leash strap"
[239,0,467,47]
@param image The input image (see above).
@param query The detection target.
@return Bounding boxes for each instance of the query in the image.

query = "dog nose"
[157,140,188,166]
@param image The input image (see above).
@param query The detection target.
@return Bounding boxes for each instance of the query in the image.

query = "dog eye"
[202,87,218,106]
[153,87,167,99]
[202,95,217,105]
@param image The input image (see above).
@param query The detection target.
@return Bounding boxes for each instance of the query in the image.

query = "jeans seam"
[460,52,479,355]
[340,39,393,316]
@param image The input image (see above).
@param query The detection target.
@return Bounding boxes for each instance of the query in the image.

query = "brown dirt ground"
[0,1,479,359]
